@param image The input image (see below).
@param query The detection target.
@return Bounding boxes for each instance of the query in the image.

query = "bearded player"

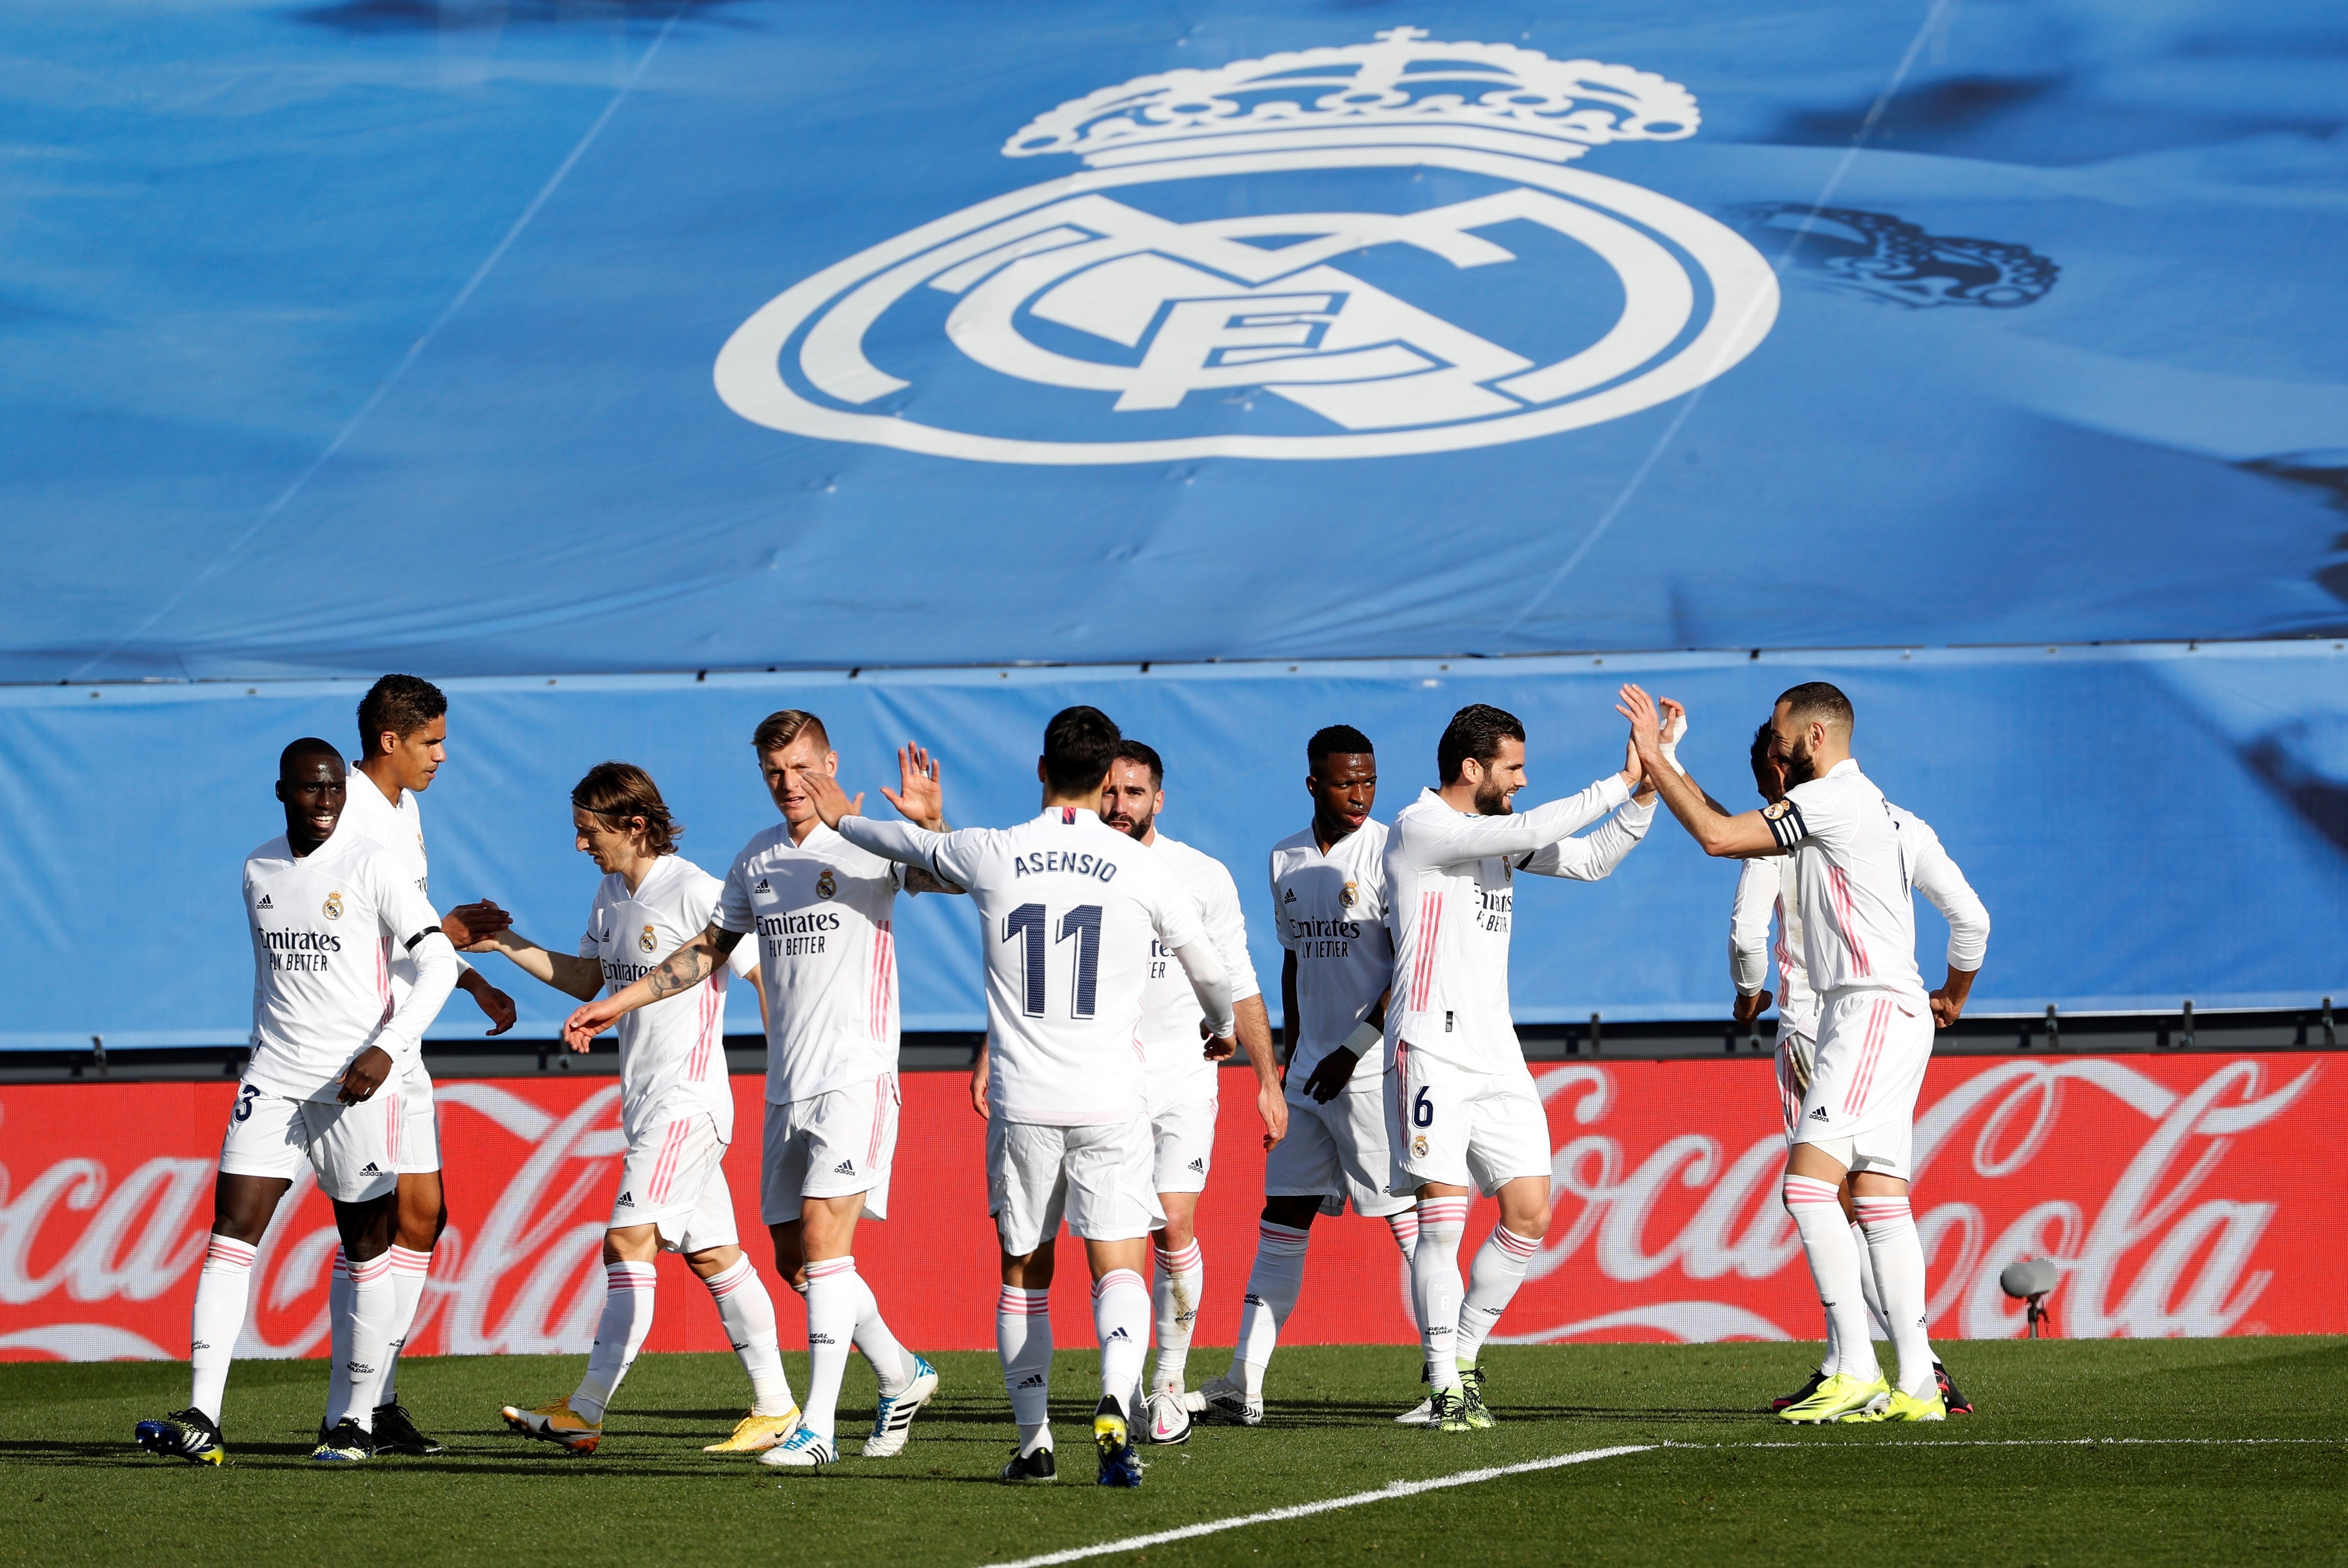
[1627,680,1987,1424]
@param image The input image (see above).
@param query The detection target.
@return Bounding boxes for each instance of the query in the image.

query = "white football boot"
[1195,1372,1263,1428]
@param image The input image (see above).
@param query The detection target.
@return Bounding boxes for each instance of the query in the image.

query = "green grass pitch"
[4,1338,2343,1567]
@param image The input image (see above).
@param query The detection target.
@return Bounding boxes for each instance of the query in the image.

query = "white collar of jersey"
[1824,757,1862,780]
[618,851,681,899]
[347,766,401,811]
[1036,805,1103,825]
[298,824,363,866]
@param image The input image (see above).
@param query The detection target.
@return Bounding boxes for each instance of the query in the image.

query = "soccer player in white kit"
[1386,704,1655,1432]
[326,674,518,1455]
[567,711,949,1470]
[1200,724,1425,1429]
[1625,680,1988,1423]
[1726,718,1986,1417]
[796,706,1237,1488]
[467,763,802,1455]
[1093,739,1281,1444]
[135,740,459,1466]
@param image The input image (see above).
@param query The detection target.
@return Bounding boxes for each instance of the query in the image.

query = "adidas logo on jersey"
[753,878,773,894]
[1187,1158,1205,1172]
[615,1191,634,1206]
[361,1163,381,1174]
[257,894,273,909]
[1809,1106,1829,1122]
[1282,888,1296,903]
[834,1160,855,1175]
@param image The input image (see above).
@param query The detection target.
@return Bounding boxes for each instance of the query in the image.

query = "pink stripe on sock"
[805,1257,856,1281]
[205,1237,257,1269]
[1418,1198,1471,1227]
[350,1254,393,1284]
[1492,1226,1540,1258]
[1092,1269,1144,1299]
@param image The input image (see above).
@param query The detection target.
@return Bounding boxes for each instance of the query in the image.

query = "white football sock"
[322,1247,354,1427]
[342,1251,397,1432]
[378,1243,431,1406]
[1854,1194,1935,1397]
[1852,1219,1893,1340]
[703,1256,797,1417]
[1232,1221,1309,1399]
[1410,1197,1469,1391]
[1387,1208,1420,1261]
[1150,1238,1203,1395]
[800,1256,860,1440]
[1454,1223,1539,1367]
[850,1269,913,1397]
[996,1285,1052,1450]
[1092,1268,1149,1413]
[188,1235,256,1425]
[570,1260,657,1423]
[1783,1175,1878,1382]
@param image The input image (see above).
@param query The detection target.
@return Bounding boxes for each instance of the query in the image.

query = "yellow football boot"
[703,1409,802,1454]
[1777,1372,1890,1425]
[1842,1386,1948,1423]
[500,1399,603,1454]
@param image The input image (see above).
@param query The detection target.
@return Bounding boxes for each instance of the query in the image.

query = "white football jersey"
[1763,759,1927,999]
[1888,804,1991,973]
[717,821,906,1106]
[581,854,757,1143]
[1385,778,1650,1074]
[339,766,473,1000]
[243,827,449,1101]
[1135,835,1261,1113]
[1730,856,1820,1040]
[837,807,1207,1126]
[1268,819,1393,1088]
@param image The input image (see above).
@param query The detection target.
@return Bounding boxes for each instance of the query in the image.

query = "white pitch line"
[975,1443,1658,1568]
[1692,1436,2343,1450]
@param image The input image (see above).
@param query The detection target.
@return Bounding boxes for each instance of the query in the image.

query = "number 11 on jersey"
[1003,902,1102,1019]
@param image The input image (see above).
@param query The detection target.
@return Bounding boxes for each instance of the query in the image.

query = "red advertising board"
[0,1051,2332,1362]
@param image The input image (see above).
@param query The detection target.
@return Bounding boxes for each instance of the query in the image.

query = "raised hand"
[792,765,863,829]
[1616,683,1663,754]
[1660,697,1689,750]
[880,743,945,830]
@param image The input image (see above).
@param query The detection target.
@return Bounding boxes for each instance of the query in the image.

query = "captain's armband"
[1761,798,1806,852]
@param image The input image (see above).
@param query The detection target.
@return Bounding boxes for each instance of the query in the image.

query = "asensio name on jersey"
[835,807,1220,1125]
[242,827,453,1102]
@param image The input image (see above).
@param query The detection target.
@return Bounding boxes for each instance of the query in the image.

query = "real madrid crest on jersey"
[717,28,1776,463]
[322,891,343,920]
[1762,799,1795,821]
[1340,880,1359,908]
[638,923,658,954]
[815,868,838,900]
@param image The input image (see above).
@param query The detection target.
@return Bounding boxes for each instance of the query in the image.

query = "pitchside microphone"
[2001,1257,2060,1338]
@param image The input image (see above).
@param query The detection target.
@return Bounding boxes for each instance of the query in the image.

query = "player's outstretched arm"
[562,921,743,1048]
[1170,939,1237,1046]
[1618,684,1780,858]
[880,745,966,894]
[468,927,604,1004]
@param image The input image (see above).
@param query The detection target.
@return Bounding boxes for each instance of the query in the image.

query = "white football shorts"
[1387,1044,1552,1198]
[1774,1028,1816,1144]
[612,1111,738,1253]
[760,1071,897,1225]
[1148,1096,1218,1194]
[988,1112,1163,1254]
[1794,989,1934,1179]
[1264,1078,1413,1218]
[395,1060,440,1175]
[218,1080,401,1203]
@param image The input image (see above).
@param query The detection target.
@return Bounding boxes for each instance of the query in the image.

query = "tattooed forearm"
[645,941,715,1000]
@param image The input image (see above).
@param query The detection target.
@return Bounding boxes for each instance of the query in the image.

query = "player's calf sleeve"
[1782,1176,1878,1382]
[1234,1222,1308,1398]
[322,1247,355,1427]
[1092,1268,1150,1413]
[1410,1197,1470,1390]
[1151,1239,1204,1394]
[996,1286,1052,1446]
[188,1235,257,1425]
[1851,1219,1893,1341]
[703,1256,798,1417]
[570,1260,658,1423]
[379,1243,431,1404]
[1387,1208,1420,1262]
[1454,1223,1539,1367]
[1853,1196,1935,1397]
[848,1269,913,1397]
[800,1256,860,1439]
[342,1252,397,1431]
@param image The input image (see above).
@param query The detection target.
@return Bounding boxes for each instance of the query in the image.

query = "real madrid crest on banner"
[717,28,1777,463]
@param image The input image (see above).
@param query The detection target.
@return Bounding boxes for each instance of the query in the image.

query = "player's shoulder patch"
[1762,799,1795,821]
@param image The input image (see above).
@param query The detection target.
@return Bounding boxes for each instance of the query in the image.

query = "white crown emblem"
[1005,27,1698,169]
